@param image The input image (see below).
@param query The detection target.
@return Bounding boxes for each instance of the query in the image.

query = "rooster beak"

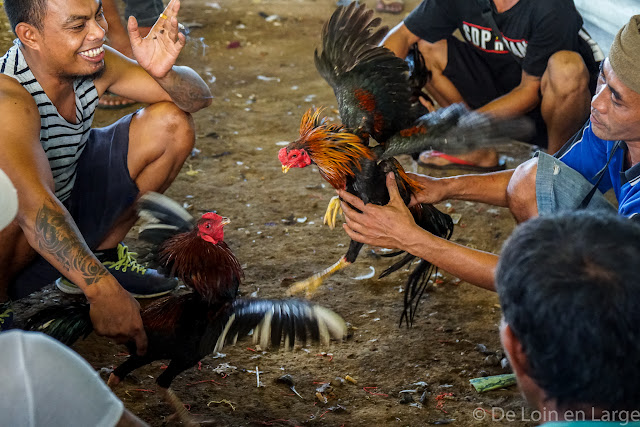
[282,165,290,174]
[221,217,231,226]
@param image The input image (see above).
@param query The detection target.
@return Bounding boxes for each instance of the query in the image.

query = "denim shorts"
[9,114,139,299]
[535,151,616,215]
[123,0,166,27]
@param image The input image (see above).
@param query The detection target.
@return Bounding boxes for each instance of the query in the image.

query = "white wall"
[575,0,640,55]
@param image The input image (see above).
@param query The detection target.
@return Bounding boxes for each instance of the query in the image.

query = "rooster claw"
[285,257,351,298]
[285,276,324,298]
[107,373,121,388]
[323,196,343,230]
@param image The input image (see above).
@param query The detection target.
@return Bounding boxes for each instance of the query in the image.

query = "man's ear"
[500,321,529,377]
[15,23,42,51]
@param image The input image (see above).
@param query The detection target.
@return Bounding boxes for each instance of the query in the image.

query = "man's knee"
[0,224,37,284]
[133,102,195,154]
[507,157,539,223]
[542,51,589,94]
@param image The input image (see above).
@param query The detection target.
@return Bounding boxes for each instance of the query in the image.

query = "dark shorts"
[443,36,549,147]
[123,0,166,27]
[8,114,139,299]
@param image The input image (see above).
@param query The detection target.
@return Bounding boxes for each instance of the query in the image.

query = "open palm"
[129,0,186,79]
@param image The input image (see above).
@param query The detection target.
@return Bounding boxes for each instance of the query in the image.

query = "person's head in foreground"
[496,210,640,422]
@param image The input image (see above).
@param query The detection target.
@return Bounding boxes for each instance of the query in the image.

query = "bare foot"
[418,148,505,172]
[376,0,404,14]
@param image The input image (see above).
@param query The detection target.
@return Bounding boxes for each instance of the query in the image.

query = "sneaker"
[55,243,178,298]
[0,301,14,332]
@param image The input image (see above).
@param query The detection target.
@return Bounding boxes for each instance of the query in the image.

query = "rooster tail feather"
[379,252,415,279]
[399,260,437,328]
[25,303,93,346]
[136,192,196,245]
[211,299,347,353]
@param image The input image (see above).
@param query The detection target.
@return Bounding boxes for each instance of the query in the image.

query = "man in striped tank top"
[0,0,212,350]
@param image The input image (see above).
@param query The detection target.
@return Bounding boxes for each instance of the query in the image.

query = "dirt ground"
[5,0,543,425]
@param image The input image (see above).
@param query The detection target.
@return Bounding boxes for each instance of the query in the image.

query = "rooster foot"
[107,373,122,388]
[323,196,343,230]
[285,274,325,298]
[161,387,201,426]
[286,257,351,298]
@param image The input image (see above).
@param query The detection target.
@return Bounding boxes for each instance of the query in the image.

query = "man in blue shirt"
[496,211,640,425]
[336,15,640,292]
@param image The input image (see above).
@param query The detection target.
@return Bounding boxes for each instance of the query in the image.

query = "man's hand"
[128,0,186,79]
[338,173,418,250]
[85,277,148,356]
[405,172,447,207]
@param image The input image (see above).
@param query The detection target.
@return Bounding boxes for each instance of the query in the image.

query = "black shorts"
[443,37,547,147]
[9,113,139,299]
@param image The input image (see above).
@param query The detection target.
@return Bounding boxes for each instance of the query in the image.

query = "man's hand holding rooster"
[338,173,425,252]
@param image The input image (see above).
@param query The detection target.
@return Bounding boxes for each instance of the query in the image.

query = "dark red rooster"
[27,192,347,424]
[278,4,530,325]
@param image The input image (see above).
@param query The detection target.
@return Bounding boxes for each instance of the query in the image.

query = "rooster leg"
[286,256,351,297]
[160,387,200,427]
[323,196,343,230]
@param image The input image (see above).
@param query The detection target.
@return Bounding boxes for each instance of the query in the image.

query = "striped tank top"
[0,41,99,202]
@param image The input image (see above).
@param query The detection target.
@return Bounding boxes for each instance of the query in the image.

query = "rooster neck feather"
[160,231,243,303]
[298,109,375,189]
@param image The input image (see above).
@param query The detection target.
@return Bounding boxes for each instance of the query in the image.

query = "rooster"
[278,4,530,325]
[27,192,347,425]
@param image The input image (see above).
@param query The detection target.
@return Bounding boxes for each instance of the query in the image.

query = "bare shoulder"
[0,74,39,110]
[0,75,41,134]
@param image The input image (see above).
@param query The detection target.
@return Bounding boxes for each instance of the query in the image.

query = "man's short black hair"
[497,210,640,412]
[4,0,48,33]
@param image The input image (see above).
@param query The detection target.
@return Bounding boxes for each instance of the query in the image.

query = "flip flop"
[98,92,138,110]
[418,150,507,172]
[375,0,404,14]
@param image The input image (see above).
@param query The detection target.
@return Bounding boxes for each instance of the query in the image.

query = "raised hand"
[128,0,186,79]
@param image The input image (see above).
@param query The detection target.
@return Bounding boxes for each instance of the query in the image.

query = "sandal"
[98,92,138,110]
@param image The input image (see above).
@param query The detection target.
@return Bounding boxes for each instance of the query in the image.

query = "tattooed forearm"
[34,200,108,287]
[158,66,212,112]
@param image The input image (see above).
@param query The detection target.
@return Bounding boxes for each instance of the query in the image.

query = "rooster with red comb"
[27,192,347,425]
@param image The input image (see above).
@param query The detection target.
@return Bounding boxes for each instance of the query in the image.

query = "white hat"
[0,169,18,231]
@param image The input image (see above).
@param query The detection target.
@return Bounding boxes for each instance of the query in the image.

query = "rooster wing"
[314,3,413,142]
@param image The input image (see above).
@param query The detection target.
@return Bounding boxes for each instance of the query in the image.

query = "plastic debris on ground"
[276,374,303,399]
[469,373,517,392]
[257,75,281,82]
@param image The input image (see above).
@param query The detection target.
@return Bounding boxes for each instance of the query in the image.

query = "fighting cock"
[278,4,530,325]
[27,192,347,425]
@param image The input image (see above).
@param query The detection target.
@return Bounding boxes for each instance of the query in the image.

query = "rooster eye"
[291,154,298,158]
[206,224,211,228]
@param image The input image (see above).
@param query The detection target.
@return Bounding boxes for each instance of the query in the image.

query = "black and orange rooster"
[278,4,530,325]
[27,192,347,425]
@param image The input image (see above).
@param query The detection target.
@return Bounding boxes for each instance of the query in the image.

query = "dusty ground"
[5,0,542,425]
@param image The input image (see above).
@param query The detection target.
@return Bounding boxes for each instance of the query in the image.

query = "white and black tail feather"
[25,303,93,346]
[136,192,196,245]
[209,299,347,354]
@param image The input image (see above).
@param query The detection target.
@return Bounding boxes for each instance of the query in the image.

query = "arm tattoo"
[161,66,211,111]
[34,200,108,286]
